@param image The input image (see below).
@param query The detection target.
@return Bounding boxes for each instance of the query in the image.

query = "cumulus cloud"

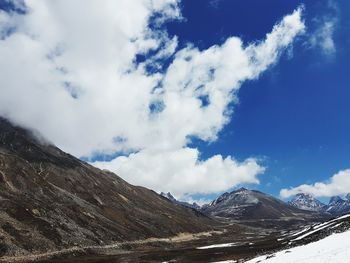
[95,148,264,197]
[280,169,350,198]
[0,1,305,197]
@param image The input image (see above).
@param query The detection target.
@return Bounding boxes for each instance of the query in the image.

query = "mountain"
[288,193,350,216]
[325,195,350,215]
[346,193,350,201]
[0,117,214,257]
[160,192,201,210]
[201,188,320,222]
[288,193,326,212]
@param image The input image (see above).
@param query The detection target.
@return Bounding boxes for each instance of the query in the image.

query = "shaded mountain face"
[0,117,213,256]
[325,195,350,215]
[288,193,350,216]
[201,188,320,221]
[160,192,201,210]
[288,193,326,212]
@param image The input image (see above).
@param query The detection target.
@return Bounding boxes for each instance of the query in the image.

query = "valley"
[0,117,349,263]
[4,213,349,263]
[1,1,350,262]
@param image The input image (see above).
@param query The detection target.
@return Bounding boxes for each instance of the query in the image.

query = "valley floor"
[0,223,282,263]
[2,215,349,263]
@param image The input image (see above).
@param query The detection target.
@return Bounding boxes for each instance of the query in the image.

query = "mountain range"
[288,193,350,215]
[162,189,350,221]
[201,187,306,220]
[162,188,326,228]
[288,193,326,212]
[160,192,201,210]
[0,117,346,261]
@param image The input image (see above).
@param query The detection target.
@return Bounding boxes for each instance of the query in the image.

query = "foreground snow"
[245,229,350,263]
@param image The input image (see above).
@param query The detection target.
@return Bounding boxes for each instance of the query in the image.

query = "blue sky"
[165,0,350,200]
[1,0,349,203]
[169,0,350,201]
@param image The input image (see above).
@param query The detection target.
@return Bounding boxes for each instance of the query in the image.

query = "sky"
[0,0,349,204]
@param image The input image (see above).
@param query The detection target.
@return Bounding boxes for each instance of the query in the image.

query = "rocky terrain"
[200,188,324,226]
[324,195,350,215]
[17,213,350,263]
[288,192,350,215]
[0,117,215,257]
[288,193,326,212]
[160,192,200,210]
[0,117,337,263]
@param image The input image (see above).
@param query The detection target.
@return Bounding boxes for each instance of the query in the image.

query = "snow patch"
[211,260,237,263]
[245,229,350,263]
[197,242,237,249]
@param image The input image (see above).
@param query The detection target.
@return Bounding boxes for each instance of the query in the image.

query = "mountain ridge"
[288,192,350,215]
[325,195,350,215]
[0,117,214,257]
[288,193,326,212]
[160,192,201,210]
[200,188,322,222]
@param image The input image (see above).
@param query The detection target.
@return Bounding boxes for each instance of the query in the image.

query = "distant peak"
[293,193,318,200]
[160,192,176,201]
[166,192,174,198]
[289,193,325,212]
[346,193,350,201]
[295,193,313,197]
[160,192,200,210]
[329,196,344,204]
[236,187,248,192]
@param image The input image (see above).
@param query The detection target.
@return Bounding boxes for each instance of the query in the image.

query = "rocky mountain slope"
[324,195,350,215]
[288,193,350,216]
[160,192,200,210]
[201,188,321,222]
[288,193,326,212]
[0,117,214,257]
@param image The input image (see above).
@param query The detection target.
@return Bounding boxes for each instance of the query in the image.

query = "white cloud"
[309,19,336,55]
[280,169,350,198]
[0,1,305,197]
[209,0,224,9]
[308,0,339,56]
[95,148,264,198]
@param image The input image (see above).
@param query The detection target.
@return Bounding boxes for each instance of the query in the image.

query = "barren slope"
[0,117,214,257]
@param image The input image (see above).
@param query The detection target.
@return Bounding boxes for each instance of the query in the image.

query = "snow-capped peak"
[160,192,177,202]
[160,192,201,210]
[209,192,230,206]
[329,195,344,205]
[326,195,350,215]
[288,193,325,212]
[209,188,258,207]
[289,193,350,215]
[346,194,350,201]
